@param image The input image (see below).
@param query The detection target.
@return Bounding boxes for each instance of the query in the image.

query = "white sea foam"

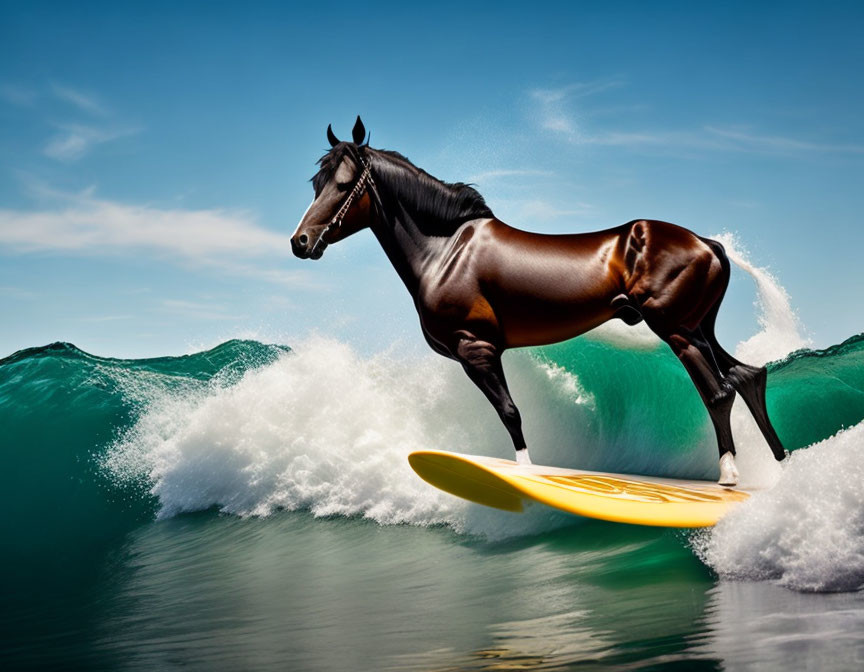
[693,421,864,592]
[104,338,464,525]
[102,337,600,539]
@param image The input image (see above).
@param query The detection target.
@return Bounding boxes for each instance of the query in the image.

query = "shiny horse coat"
[292,118,786,485]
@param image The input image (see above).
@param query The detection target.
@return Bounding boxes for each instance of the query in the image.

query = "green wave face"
[531,332,864,464]
[0,340,289,566]
[766,334,864,450]
[528,338,711,474]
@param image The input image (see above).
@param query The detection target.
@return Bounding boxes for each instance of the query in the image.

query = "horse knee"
[455,336,497,369]
[497,402,525,450]
[728,363,766,392]
[500,401,522,428]
[706,381,735,414]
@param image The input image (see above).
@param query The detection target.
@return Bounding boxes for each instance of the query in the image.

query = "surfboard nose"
[408,451,525,513]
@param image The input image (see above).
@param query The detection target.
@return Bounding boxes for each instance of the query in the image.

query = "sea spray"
[104,337,464,524]
[692,421,864,592]
[713,232,810,366]
[100,336,611,538]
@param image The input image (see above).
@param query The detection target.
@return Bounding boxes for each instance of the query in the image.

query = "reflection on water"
[6,512,864,670]
[698,582,864,671]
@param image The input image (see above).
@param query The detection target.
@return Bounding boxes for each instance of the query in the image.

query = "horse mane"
[312,143,494,234]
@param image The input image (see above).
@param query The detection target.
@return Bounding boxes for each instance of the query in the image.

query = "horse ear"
[352,116,366,145]
[327,124,339,147]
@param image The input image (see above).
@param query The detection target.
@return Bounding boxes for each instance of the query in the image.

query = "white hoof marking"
[718,451,739,487]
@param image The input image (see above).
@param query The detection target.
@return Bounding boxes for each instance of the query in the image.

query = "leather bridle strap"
[309,153,375,257]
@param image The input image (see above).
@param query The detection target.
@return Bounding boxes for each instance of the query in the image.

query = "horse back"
[456,219,628,346]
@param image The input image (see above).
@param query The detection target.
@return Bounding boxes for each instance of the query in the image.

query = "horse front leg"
[454,333,531,465]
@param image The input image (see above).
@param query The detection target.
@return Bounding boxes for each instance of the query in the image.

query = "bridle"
[309,151,376,258]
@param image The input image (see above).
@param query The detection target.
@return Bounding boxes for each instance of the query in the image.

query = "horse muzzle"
[291,230,328,260]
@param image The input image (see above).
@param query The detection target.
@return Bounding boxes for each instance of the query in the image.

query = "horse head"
[291,116,374,260]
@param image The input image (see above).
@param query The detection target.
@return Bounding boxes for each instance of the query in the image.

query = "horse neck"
[367,173,454,293]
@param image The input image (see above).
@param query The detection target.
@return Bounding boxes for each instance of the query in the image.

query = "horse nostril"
[298,233,309,247]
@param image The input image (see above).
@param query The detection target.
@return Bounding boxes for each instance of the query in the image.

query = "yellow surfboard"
[408,450,751,527]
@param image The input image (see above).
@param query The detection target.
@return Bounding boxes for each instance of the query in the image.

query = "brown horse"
[291,117,786,486]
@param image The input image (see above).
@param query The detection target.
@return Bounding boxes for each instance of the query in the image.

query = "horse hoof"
[718,451,739,487]
[515,449,532,466]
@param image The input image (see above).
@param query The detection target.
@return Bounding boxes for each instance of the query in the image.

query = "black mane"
[311,143,358,196]
[312,143,494,233]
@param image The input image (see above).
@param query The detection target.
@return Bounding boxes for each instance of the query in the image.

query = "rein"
[309,153,376,257]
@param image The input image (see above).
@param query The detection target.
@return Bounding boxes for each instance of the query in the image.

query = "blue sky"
[1,0,862,358]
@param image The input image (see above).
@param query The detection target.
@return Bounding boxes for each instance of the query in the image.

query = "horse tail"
[694,236,732,333]
[702,237,731,286]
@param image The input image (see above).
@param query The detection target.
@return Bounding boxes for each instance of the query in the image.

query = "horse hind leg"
[699,313,787,461]
[637,239,739,483]
[694,239,787,462]
[662,330,740,486]
[732,365,786,460]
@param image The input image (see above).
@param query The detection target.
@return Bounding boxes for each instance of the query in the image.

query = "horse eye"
[336,182,351,192]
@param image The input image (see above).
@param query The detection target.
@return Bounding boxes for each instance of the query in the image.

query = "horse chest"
[415,280,480,323]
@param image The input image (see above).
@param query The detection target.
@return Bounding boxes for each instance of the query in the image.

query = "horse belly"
[463,221,623,348]
[486,264,616,346]
[497,296,616,347]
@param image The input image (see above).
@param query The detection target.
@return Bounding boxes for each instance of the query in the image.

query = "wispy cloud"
[0,188,317,287]
[578,129,723,152]
[160,299,244,321]
[517,199,596,220]
[531,80,624,105]
[577,126,864,155]
[0,285,36,300]
[77,314,135,323]
[492,197,597,223]
[0,84,37,107]
[2,82,109,115]
[1,82,140,160]
[466,169,554,183]
[43,123,140,160]
[50,83,107,116]
[703,126,864,155]
[530,82,864,157]
[530,80,624,139]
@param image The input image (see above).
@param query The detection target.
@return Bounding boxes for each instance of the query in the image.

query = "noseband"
[309,152,376,257]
